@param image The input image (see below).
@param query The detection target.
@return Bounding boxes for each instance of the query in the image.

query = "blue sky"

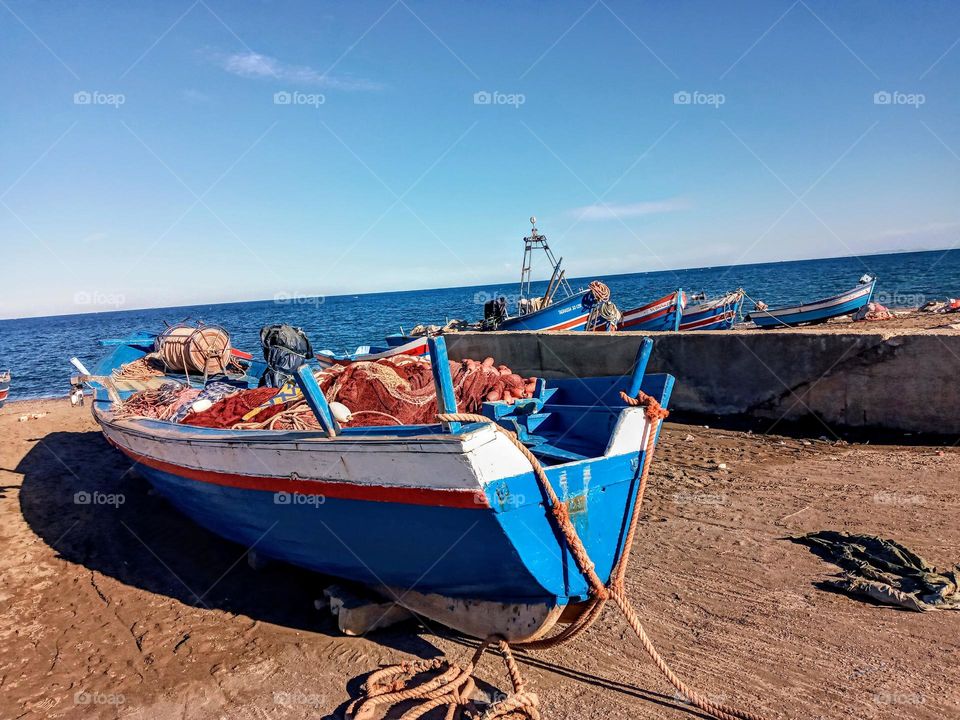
[1,0,959,318]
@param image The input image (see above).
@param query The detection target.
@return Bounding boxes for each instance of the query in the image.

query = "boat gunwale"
[747,280,874,319]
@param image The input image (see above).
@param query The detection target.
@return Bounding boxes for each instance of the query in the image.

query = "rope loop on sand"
[348,394,774,720]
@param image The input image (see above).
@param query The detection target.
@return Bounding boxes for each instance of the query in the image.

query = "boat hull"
[498,290,593,332]
[88,336,673,640]
[679,291,744,331]
[316,336,430,367]
[747,280,875,328]
[0,374,9,407]
[607,290,684,332]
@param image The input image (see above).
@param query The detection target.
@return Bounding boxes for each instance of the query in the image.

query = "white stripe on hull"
[99,416,531,492]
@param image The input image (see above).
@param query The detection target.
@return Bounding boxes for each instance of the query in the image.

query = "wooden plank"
[626,337,654,398]
[427,337,460,433]
[294,365,337,437]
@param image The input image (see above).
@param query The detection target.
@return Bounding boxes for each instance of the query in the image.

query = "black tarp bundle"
[259,324,313,388]
[792,530,960,612]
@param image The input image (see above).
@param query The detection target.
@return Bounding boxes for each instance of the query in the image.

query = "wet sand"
[1,397,958,719]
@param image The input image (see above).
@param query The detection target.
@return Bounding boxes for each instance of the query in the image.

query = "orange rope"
[348,393,774,720]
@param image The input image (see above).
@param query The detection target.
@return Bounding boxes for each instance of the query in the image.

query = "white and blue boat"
[0,370,9,407]
[83,332,673,641]
[747,276,876,328]
[679,289,744,331]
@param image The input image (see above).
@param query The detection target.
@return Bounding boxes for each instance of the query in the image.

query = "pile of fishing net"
[852,301,893,322]
[317,355,537,427]
[113,355,538,430]
[113,382,202,421]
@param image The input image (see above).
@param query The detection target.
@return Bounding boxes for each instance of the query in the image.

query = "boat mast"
[519,216,572,305]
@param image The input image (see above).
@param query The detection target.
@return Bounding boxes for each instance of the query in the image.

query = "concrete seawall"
[444,329,960,434]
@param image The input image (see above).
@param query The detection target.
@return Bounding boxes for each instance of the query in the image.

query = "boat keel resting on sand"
[85,330,672,641]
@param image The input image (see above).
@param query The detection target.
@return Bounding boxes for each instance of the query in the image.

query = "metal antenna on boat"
[519,217,573,315]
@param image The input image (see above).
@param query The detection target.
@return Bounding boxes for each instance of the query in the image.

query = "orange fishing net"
[175,356,536,430]
[318,356,537,427]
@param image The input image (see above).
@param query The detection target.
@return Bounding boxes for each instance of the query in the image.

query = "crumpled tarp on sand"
[791,530,960,612]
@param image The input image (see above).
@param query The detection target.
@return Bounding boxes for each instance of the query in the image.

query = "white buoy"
[329,402,352,423]
[190,398,213,414]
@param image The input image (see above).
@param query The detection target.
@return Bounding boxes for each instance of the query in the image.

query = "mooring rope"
[347,394,773,720]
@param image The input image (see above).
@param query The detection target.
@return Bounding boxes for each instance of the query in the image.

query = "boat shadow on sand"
[16,430,705,720]
[16,430,434,648]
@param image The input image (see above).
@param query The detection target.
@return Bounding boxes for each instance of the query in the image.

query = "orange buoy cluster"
[464,357,537,404]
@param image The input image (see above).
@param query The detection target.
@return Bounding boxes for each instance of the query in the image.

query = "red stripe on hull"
[620,305,672,328]
[112,443,488,509]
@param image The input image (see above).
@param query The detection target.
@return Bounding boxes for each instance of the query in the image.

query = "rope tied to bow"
[347,392,774,720]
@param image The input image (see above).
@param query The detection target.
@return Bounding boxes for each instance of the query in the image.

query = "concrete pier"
[445,328,960,435]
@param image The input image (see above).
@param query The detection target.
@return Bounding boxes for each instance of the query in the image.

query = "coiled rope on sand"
[347,393,774,720]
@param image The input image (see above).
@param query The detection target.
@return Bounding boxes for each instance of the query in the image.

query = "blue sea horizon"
[2,248,958,400]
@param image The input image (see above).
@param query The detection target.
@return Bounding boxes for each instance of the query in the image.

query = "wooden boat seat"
[530,442,588,463]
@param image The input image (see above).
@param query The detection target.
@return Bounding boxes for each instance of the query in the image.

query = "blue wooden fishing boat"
[0,370,9,407]
[82,332,673,641]
[679,289,744,331]
[315,336,429,368]
[604,289,685,332]
[747,276,876,328]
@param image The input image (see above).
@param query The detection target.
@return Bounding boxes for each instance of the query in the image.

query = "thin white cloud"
[212,51,382,91]
[569,198,691,221]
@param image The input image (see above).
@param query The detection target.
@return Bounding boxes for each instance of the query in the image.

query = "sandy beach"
[1,396,957,719]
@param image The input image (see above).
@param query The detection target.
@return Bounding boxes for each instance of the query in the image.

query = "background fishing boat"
[679,289,745,331]
[83,332,672,641]
[606,289,685,332]
[0,370,10,407]
[747,276,876,328]
[315,336,429,367]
